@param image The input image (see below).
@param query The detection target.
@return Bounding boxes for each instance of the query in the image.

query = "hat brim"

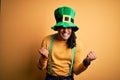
[51,22,79,31]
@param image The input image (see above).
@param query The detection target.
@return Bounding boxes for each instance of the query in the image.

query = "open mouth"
[62,33,69,37]
[62,33,70,37]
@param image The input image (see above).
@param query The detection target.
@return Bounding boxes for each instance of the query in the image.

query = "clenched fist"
[83,51,96,67]
[38,48,49,59]
[86,51,96,61]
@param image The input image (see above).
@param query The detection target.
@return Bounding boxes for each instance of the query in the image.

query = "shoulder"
[76,38,83,48]
[75,38,83,52]
[40,34,56,49]
[41,33,57,45]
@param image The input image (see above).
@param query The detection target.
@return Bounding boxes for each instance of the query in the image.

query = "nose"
[63,28,68,32]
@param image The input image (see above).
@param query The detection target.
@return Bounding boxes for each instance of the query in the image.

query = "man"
[38,6,96,80]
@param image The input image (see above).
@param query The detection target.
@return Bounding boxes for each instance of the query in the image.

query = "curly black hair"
[67,31,76,48]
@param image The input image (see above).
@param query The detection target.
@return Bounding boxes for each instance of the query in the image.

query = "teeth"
[63,33,68,37]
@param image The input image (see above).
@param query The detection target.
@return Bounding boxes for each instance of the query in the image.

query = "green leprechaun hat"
[51,6,79,31]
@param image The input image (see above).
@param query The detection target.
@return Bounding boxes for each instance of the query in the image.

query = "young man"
[38,6,96,80]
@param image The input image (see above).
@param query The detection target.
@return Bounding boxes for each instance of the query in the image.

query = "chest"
[51,43,72,61]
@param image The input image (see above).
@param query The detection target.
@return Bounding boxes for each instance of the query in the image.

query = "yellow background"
[1,0,120,80]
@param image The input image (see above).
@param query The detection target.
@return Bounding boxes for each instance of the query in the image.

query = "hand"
[85,51,96,61]
[83,51,96,67]
[38,48,49,59]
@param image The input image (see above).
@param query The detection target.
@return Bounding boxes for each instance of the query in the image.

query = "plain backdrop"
[1,0,120,80]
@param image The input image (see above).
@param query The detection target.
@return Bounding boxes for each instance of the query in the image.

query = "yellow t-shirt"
[38,34,87,76]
